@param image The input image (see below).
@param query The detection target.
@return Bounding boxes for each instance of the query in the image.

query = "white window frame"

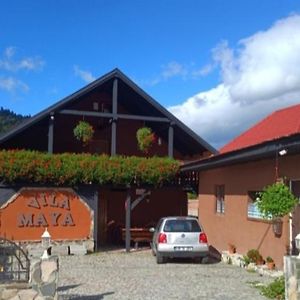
[247,191,264,219]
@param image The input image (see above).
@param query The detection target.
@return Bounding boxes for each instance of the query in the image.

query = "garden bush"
[0,150,180,186]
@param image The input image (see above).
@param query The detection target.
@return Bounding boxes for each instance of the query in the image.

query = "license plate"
[174,246,193,251]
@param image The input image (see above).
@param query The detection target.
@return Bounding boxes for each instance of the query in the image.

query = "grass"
[248,276,285,299]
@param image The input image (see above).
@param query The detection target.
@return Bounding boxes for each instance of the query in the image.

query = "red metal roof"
[220,103,300,153]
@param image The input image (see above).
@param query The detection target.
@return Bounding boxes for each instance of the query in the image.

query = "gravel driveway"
[58,249,273,300]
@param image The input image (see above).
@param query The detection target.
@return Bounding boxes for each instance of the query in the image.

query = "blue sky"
[1,1,300,148]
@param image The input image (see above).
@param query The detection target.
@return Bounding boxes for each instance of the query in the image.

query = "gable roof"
[220,103,300,154]
[0,68,217,155]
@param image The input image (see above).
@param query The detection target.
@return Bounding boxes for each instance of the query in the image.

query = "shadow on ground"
[58,284,81,292]
[61,292,114,299]
[165,245,221,265]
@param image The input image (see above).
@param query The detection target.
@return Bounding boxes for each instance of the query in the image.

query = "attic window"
[93,102,99,111]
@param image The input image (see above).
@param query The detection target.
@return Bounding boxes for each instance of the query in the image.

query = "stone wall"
[0,256,59,300]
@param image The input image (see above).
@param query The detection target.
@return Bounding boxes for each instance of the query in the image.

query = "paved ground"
[58,249,273,300]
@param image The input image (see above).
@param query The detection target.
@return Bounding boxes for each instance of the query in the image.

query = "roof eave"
[181,133,300,172]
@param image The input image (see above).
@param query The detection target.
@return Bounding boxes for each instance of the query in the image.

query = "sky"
[1,1,300,149]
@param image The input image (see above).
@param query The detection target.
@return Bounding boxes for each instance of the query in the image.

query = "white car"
[150,216,209,264]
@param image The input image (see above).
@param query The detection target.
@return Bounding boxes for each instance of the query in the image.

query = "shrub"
[73,121,94,144]
[247,249,263,264]
[136,127,155,153]
[0,150,180,187]
[266,256,274,263]
[242,255,251,266]
[260,276,285,299]
[257,183,298,219]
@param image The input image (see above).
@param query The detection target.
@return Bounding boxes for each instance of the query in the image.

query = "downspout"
[289,180,293,255]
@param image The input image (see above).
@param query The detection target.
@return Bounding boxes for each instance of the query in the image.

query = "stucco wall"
[198,153,300,267]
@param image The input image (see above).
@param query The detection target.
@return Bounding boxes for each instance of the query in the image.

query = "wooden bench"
[121,228,153,249]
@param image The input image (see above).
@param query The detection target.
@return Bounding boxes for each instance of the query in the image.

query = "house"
[0,68,216,252]
[181,103,300,267]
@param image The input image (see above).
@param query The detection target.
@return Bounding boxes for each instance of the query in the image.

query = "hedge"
[0,150,180,186]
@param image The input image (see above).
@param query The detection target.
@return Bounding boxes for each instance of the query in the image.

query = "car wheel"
[150,243,156,256]
[156,253,166,264]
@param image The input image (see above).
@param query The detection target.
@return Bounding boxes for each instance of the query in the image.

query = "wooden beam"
[59,109,170,123]
[48,115,54,154]
[111,119,117,156]
[60,109,112,118]
[117,113,169,123]
[112,78,118,115]
[111,79,118,156]
[168,123,174,158]
[131,191,151,211]
[94,190,98,251]
[125,191,131,252]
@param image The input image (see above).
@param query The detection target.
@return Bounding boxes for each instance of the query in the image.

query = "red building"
[182,103,300,267]
[0,69,216,251]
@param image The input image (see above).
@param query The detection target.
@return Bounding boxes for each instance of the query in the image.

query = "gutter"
[181,134,300,172]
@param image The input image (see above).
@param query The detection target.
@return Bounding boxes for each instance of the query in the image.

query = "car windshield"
[163,219,201,232]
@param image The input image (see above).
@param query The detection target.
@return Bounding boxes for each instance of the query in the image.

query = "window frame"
[215,184,225,214]
[247,191,264,220]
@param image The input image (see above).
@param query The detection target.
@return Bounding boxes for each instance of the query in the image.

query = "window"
[215,185,225,214]
[163,219,201,232]
[291,180,300,201]
[247,191,264,219]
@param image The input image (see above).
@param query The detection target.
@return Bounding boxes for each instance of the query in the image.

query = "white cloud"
[169,14,300,149]
[143,61,213,86]
[0,47,45,72]
[5,46,16,59]
[0,77,29,93]
[192,64,215,77]
[161,61,188,80]
[74,65,96,83]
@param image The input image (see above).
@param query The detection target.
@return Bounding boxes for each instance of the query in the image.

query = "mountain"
[0,107,30,135]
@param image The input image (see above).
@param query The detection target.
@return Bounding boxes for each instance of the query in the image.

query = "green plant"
[257,182,298,219]
[187,191,198,199]
[0,150,180,187]
[136,127,155,153]
[247,249,263,264]
[242,255,251,266]
[73,121,94,144]
[260,276,285,299]
[266,256,274,263]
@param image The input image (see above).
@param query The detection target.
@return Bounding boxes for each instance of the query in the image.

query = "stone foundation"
[222,251,284,278]
[21,240,94,259]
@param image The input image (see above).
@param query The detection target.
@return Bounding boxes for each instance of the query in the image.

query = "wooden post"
[48,114,54,154]
[125,191,131,253]
[94,189,98,251]
[168,123,174,158]
[111,78,118,156]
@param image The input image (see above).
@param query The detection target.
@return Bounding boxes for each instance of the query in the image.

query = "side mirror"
[149,227,155,233]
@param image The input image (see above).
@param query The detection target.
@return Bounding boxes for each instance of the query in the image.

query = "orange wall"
[198,153,300,267]
[0,188,93,241]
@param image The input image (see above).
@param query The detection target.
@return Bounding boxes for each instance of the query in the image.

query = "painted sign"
[0,188,93,241]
